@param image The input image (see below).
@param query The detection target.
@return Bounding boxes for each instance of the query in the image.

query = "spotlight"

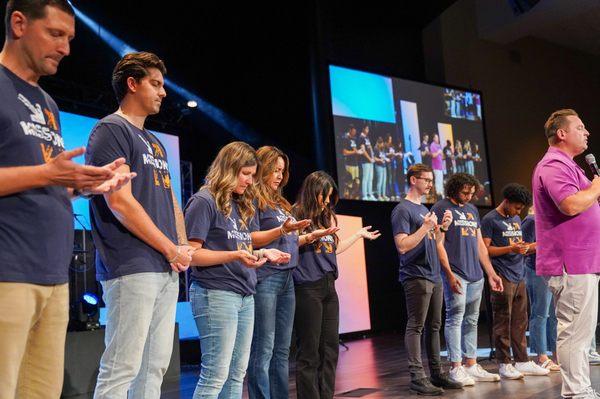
[70,4,261,143]
[69,292,101,331]
[187,100,198,108]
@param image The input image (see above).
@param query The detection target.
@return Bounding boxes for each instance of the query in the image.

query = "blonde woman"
[184,142,290,399]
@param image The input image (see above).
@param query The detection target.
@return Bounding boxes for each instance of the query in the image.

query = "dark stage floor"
[155,333,600,399]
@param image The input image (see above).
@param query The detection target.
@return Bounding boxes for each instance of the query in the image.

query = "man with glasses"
[431,173,503,386]
[533,109,600,398]
[391,164,462,395]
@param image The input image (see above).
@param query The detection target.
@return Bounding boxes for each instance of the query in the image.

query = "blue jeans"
[361,162,374,198]
[374,164,386,198]
[524,267,557,354]
[190,283,254,399]
[442,275,484,362]
[247,271,295,399]
[94,272,179,399]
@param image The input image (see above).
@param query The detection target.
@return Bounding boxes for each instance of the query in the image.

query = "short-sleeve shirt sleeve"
[85,122,133,167]
[540,160,580,207]
[391,206,412,236]
[185,195,215,242]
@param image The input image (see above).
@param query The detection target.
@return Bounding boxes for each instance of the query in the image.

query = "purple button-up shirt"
[532,147,600,275]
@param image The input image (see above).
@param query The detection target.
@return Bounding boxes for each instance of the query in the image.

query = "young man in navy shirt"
[482,184,549,379]
[86,52,194,399]
[0,1,135,398]
[392,164,461,395]
[431,173,503,386]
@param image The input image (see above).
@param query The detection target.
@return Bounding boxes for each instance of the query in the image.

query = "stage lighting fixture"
[187,100,198,108]
[70,4,261,144]
[69,292,101,331]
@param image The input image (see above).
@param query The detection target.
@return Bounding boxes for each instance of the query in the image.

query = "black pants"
[294,273,339,399]
[402,278,443,380]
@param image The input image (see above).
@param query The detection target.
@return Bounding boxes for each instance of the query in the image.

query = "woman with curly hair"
[292,171,380,399]
[184,141,290,399]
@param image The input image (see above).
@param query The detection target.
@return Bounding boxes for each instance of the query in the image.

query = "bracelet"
[280,225,289,236]
[167,246,180,263]
[73,189,93,199]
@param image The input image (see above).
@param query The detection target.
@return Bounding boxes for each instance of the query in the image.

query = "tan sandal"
[540,359,561,372]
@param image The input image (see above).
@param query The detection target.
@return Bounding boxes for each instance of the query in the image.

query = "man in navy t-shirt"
[431,173,503,386]
[342,124,359,181]
[482,184,548,378]
[0,2,133,398]
[86,52,194,399]
[391,164,460,395]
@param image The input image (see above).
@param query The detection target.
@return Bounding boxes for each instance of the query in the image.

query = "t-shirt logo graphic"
[454,209,466,220]
[502,221,516,231]
[315,235,334,254]
[454,209,477,237]
[43,108,58,130]
[137,134,153,154]
[227,216,238,231]
[40,143,54,163]
[163,173,171,189]
[151,143,164,158]
[237,241,253,253]
[18,94,45,124]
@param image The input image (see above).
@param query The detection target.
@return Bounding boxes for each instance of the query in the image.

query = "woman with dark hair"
[386,135,402,201]
[374,137,389,201]
[184,142,291,399]
[292,171,380,399]
[455,140,464,174]
[247,146,333,399]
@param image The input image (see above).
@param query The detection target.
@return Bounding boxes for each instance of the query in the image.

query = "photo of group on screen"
[339,124,409,201]
[337,123,490,204]
[420,134,484,200]
[443,88,482,121]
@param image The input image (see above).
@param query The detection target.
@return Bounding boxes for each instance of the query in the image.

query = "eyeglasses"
[416,177,434,184]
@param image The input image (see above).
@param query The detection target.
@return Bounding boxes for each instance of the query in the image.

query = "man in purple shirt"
[430,134,444,199]
[532,108,600,399]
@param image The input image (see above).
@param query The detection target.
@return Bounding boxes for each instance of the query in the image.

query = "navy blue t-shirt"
[357,134,374,164]
[521,215,536,270]
[343,137,359,166]
[294,233,337,285]
[431,199,483,282]
[0,65,73,285]
[256,205,299,282]
[85,114,177,281]
[391,199,441,283]
[481,210,525,283]
[185,188,258,295]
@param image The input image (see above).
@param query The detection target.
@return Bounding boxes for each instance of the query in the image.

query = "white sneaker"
[581,387,600,398]
[499,363,524,379]
[449,365,475,386]
[465,363,500,382]
[589,351,600,365]
[515,360,550,376]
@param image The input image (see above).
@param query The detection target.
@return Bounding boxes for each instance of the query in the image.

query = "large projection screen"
[329,65,491,206]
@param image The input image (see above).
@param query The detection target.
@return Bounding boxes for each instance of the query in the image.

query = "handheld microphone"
[585,154,600,176]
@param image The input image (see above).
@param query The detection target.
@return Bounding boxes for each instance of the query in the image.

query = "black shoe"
[409,378,444,396]
[430,373,463,390]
